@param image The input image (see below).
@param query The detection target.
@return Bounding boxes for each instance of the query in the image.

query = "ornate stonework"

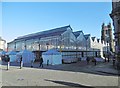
[110,1,120,69]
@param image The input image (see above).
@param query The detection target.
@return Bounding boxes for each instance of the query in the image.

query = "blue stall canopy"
[6,51,17,55]
[6,51,17,62]
[17,49,35,63]
[0,51,6,56]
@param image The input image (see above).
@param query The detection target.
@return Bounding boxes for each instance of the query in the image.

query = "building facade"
[0,37,6,51]
[110,0,120,69]
[101,23,114,52]
[7,25,107,61]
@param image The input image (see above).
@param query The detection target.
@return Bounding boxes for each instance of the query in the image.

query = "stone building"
[110,0,120,69]
[0,37,6,51]
[101,23,114,52]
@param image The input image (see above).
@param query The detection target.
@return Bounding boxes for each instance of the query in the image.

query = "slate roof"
[15,25,71,41]
[73,31,83,38]
[84,34,90,40]
[97,39,100,43]
[91,37,96,42]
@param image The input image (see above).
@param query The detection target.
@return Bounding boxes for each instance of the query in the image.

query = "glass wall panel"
[8,43,14,51]
[16,41,22,51]
[32,38,39,51]
[26,39,33,51]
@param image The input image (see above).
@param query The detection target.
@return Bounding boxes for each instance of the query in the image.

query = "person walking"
[39,57,43,68]
[113,56,116,67]
[20,56,23,69]
[94,58,97,66]
[7,55,10,70]
[92,57,97,66]
[31,59,34,68]
[86,57,90,65]
[47,60,49,66]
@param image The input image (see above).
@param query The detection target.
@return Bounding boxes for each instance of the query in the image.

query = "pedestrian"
[47,60,49,66]
[20,56,23,69]
[92,58,96,66]
[105,56,107,62]
[7,55,10,70]
[31,59,34,68]
[113,56,116,67]
[39,57,43,68]
[86,57,90,65]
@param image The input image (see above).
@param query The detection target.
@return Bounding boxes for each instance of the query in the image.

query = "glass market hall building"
[7,25,106,61]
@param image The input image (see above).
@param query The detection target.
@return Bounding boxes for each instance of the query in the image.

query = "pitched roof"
[84,34,90,40]
[97,39,100,43]
[73,31,83,38]
[91,37,96,42]
[0,37,6,42]
[16,25,71,41]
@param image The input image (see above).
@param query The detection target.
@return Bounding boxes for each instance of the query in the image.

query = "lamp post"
[24,40,26,50]
[38,39,40,59]
[86,40,88,57]
[46,43,49,51]
[14,42,16,51]
[107,41,110,62]
[76,42,78,59]
[34,38,41,60]
[92,43,95,57]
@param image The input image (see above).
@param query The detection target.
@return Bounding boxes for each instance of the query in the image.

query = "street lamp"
[34,38,41,60]
[92,43,95,57]
[14,42,16,51]
[107,41,110,62]
[24,40,27,50]
[86,40,88,57]
[46,43,49,51]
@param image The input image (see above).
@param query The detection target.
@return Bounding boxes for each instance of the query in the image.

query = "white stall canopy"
[42,49,62,65]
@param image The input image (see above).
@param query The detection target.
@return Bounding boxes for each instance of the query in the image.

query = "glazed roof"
[84,34,90,40]
[15,25,71,41]
[73,31,83,38]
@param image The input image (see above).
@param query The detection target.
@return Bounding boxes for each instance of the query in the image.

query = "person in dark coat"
[7,55,10,70]
[86,57,90,65]
[92,57,96,66]
[113,56,116,67]
[39,57,43,68]
[20,56,23,69]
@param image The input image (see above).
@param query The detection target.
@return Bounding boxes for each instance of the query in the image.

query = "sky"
[1,2,113,43]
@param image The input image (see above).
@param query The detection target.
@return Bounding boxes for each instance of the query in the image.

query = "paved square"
[1,61,119,87]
